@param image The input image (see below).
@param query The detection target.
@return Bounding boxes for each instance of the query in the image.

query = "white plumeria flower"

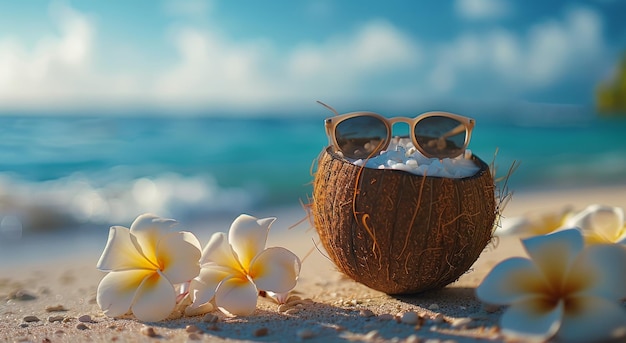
[477,229,626,343]
[189,214,301,316]
[564,204,626,245]
[96,213,201,322]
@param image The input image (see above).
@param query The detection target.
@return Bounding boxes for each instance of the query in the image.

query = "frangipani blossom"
[564,204,626,245]
[497,206,574,237]
[477,229,626,343]
[189,214,301,316]
[96,213,201,322]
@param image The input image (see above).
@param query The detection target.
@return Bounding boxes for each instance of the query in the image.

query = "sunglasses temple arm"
[439,124,466,140]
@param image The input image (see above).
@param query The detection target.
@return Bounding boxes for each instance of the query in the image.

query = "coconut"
[312,146,497,294]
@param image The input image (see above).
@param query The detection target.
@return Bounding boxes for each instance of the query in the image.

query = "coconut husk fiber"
[312,147,497,295]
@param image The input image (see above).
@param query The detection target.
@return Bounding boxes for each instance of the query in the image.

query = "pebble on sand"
[76,323,89,330]
[10,290,37,301]
[78,314,92,323]
[359,309,375,318]
[254,327,269,337]
[202,313,219,323]
[23,315,40,322]
[45,305,68,312]
[185,324,201,333]
[401,311,420,325]
[141,325,157,337]
[48,316,65,323]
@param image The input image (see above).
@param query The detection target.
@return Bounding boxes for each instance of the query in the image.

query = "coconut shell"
[312,147,496,294]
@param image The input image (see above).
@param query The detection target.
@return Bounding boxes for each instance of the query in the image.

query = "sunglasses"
[320,102,475,160]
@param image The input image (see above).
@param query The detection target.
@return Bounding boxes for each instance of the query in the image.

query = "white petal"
[200,232,242,271]
[157,231,201,284]
[228,214,275,270]
[189,265,233,308]
[569,243,626,300]
[215,275,258,316]
[249,247,300,294]
[131,270,176,322]
[476,257,547,305]
[567,205,624,243]
[500,297,563,341]
[558,295,626,343]
[96,226,156,271]
[522,229,583,289]
[97,269,153,318]
[130,213,177,264]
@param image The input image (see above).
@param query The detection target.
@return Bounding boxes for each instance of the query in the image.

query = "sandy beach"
[1,184,625,343]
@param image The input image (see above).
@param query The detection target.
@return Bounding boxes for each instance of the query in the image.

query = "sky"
[0,0,625,115]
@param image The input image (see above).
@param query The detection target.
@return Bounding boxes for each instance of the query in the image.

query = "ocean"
[0,108,625,245]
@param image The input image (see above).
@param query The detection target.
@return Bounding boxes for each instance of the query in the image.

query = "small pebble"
[48,316,65,323]
[141,325,157,337]
[54,330,65,335]
[297,328,316,339]
[451,317,472,329]
[401,311,419,325]
[23,315,40,322]
[46,305,68,312]
[359,309,375,318]
[10,290,37,301]
[202,313,219,323]
[428,304,440,310]
[42,338,51,343]
[78,314,92,323]
[19,323,28,328]
[185,325,201,333]
[378,313,395,321]
[76,323,89,330]
[254,327,269,337]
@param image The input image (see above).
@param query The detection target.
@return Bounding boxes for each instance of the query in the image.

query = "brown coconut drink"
[312,104,497,295]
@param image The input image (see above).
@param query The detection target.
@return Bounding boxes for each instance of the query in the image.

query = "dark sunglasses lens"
[414,116,466,158]
[334,116,387,159]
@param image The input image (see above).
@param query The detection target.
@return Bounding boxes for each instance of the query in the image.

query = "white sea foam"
[0,172,258,234]
[343,138,480,178]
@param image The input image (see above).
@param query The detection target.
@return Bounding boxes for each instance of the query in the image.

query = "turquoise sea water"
[0,110,625,238]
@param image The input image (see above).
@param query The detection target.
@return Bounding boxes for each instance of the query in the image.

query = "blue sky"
[0,0,625,115]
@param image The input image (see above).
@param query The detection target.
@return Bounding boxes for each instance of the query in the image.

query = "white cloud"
[0,3,421,112]
[0,3,610,112]
[0,2,148,110]
[150,20,422,110]
[430,6,605,95]
[455,0,510,20]
[286,21,420,88]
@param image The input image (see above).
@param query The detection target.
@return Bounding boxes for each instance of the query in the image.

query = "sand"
[1,184,625,343]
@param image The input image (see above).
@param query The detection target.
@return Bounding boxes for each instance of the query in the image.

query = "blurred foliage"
[596,54,626,116]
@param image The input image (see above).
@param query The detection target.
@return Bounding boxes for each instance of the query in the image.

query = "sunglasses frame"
[324,110,475,159]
